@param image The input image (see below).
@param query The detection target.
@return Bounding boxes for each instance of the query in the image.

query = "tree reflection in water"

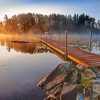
[0,34,63,100]
[0,34,52,54]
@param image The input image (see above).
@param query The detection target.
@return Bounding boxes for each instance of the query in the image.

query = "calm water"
[0,33,100,100]
[0,34,63,100]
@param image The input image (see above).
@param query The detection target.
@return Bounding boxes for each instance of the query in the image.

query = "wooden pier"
[40,38,100,67]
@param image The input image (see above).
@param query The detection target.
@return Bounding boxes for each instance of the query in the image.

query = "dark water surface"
[0,34,63,100]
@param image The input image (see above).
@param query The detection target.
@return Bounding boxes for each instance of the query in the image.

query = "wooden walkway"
[40,38,100,67]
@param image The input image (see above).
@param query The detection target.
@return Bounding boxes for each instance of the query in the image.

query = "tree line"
[0,13,100,34]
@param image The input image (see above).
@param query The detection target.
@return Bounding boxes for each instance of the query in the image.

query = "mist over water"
[47,32,100,54]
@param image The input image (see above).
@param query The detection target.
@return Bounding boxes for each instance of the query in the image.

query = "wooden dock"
[40,38,100,67]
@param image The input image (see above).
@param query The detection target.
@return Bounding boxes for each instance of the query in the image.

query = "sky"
[0,0,100,21]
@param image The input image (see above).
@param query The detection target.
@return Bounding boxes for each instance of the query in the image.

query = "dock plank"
[40,38,100,67]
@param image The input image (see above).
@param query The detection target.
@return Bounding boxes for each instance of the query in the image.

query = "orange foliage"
[0,27,2,33]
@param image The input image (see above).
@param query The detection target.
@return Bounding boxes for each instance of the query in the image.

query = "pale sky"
[0,0,100,21]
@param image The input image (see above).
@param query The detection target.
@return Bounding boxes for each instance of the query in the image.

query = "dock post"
[45,32,48,53]
[89,23,93,52]
[85,21,93,52]
[59,34,60,44]
[65,31,68,61]
[45,32,48,43]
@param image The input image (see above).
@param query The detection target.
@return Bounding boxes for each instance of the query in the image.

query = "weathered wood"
[40,38,100,67]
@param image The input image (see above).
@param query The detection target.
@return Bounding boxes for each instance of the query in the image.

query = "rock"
[69,69,81,84]
[44,94,57,100]
[60,83,83,100]
[37,61,73,89]
[37,62,99,100]
[96,95,100,100]
[77,65,100,100]
[46,73,67,91]
[82,69,96,80]
[37,62,85,100]
[37,74,48,89]
[47,83,64,99]
[60,61,74,73]
[37,63,62,89]
[76,64,96,80]
[92,80,100,99]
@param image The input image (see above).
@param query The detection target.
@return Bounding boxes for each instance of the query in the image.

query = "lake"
[0,34,63,100]
[0,33,100,100]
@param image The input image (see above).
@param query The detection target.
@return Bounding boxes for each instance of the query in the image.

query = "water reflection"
[72,41,100,54]
[0,34,63,100]
[92,41,100,54]
[0,34,51,54]
[1,41,51,54]
[0,33,100,100]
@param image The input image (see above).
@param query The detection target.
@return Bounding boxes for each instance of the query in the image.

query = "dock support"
[89,24,93,52]
[45,32,48,52]
[65,31,68,61]
[45,32,48,43]
[59,34,60,44]
[85,21,93,52]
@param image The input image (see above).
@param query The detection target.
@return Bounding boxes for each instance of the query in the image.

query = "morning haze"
[0,0,100,100]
